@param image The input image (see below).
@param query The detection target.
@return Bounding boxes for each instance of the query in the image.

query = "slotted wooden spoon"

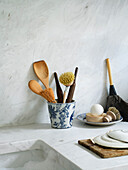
[33,60,49,89]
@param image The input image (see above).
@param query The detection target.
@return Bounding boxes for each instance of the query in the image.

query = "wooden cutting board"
[78,139,128,158]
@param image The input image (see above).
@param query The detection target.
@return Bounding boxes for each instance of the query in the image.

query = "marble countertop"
[0,119,128,170]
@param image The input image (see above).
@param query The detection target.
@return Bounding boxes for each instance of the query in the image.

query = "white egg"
[90,104,104,115]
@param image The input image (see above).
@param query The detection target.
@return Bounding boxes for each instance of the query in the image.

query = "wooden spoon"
[28,80,43,95]
[33,60,49,89]
[28,80,56,103]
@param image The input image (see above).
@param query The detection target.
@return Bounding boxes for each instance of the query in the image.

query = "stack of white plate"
[92,130,128,148]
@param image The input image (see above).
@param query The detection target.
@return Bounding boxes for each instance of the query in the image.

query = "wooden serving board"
[78,139,128,158]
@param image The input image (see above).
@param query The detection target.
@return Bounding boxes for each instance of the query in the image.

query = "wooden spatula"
[33,60,49,89]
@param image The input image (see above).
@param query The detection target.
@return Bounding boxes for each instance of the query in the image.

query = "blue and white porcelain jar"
[48,101,76,129]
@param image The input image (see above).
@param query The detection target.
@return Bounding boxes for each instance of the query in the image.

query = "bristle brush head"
[59,72,74,86]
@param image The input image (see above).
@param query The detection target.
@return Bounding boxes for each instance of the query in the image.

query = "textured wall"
[0,0,128,127]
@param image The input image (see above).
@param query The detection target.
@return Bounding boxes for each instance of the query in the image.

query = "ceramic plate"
[107,130,128,143]
[92,133,128,148]
[76,113,123,126]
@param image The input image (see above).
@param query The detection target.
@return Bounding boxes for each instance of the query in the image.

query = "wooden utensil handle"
[106,58,113,85]
[63,87,68,103]
[66,67,78,103]
[63,91,66,103]
[74,67,78,83]
[66,84,76,103]
[54,72,63,103]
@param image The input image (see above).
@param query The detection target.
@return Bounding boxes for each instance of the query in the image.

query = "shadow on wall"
[11,64,51,125]
[49,73,54,87]
[99,59,108,108]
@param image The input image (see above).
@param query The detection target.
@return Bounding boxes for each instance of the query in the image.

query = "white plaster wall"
[0,0,128,127]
